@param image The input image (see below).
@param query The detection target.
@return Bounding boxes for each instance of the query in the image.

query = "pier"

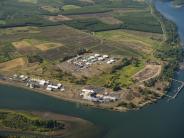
[166,79,184,101]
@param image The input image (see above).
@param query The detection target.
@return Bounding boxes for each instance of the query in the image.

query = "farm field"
[12,39,63,52]
[0,0,164,87]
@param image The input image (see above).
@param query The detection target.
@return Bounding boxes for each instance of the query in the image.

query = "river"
[0,1,184,138]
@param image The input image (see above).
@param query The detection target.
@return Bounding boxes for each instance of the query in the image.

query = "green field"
[63,4,81,11]
[114,10,163,33]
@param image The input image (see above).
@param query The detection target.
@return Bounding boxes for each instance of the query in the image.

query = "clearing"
[0,57,27,72]
[133,64,162,82]
[12,39,63,54]
[46,15,72,22]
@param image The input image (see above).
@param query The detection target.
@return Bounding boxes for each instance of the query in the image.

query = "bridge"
[166,79,184,101]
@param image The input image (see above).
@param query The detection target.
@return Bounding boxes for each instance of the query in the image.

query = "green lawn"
[63,5,81,11]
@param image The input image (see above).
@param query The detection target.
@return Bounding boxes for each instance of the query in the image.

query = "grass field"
[12,39,63,53]
[87,60,145,87]
[18,0,38,4]
[63,5,81,11]
[96,30,151,54]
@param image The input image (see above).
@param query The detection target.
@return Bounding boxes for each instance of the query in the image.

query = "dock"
[166,79,184,101]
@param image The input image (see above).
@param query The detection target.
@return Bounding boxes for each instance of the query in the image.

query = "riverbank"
[0,77,167,113]
[0,80,127,112]
[0,109,97,138]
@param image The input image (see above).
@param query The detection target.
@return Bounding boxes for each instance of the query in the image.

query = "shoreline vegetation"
[0,109,97,138]
[0,0,182,112]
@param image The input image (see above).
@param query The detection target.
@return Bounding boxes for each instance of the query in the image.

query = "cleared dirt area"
[59,55,121,78]
[46,15,72,22]
[0,58,27,72]
[133,64,162,82]
[59,62,114,78]
[34,42,64,51]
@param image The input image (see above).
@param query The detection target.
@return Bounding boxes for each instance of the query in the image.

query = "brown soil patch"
[46,15,72,22]
[34,42,64,51]
[12,40,38,54]
[133,64,162,82]
[0,58,27,72]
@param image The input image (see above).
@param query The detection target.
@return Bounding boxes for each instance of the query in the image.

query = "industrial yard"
[2,73,119,105]
[11,74,65,92]
[59,53,121,78]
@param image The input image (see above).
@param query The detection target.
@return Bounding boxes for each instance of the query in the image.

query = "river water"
[0,1,184,138]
